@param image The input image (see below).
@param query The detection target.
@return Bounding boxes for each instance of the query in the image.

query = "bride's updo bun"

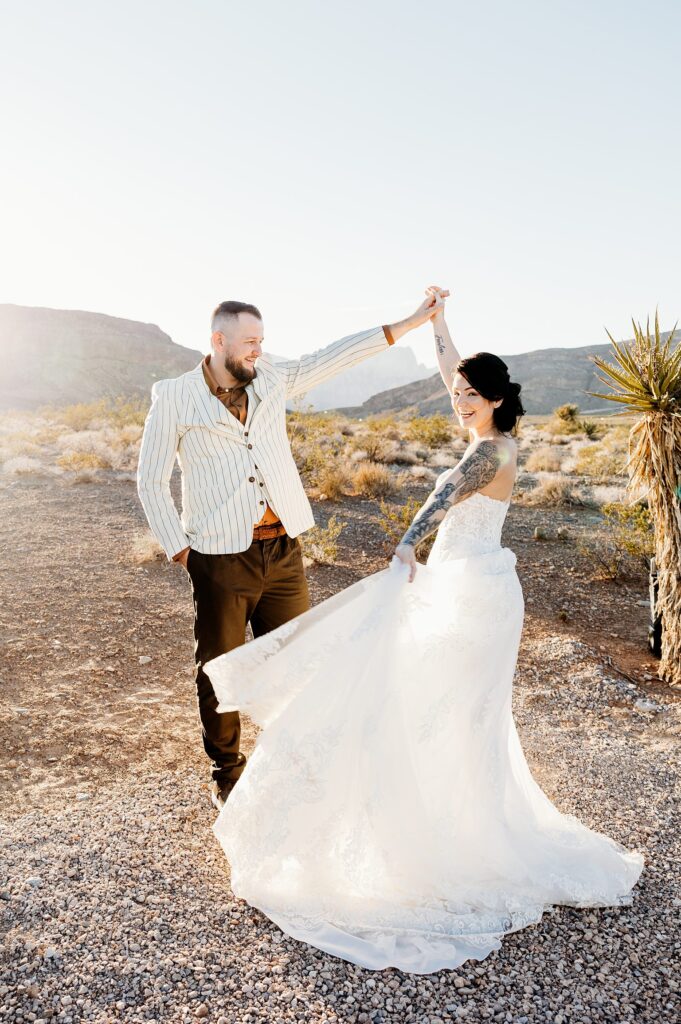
[455,352,525,435]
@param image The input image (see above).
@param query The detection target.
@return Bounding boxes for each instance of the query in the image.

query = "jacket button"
[249,476,255,483]
[259,500,265,506]
[247,443,253,449]
[244,431,249,436]
[259,481,263,486]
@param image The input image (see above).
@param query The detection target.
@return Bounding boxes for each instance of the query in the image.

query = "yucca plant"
[587,309,681,686]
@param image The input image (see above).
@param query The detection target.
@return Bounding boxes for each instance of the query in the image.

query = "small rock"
[634,698,659,713]
[139,655,152,665]
[76,793,90,801]
[43,947,58,959]
[26,876,42,887]
[533,526,549,541]
[195,1005,209,1019]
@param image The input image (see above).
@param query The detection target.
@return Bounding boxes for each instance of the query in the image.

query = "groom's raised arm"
[280,326,392,400]
[279,294,446,400]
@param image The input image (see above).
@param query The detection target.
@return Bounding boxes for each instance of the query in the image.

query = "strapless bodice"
[427,491,511,563]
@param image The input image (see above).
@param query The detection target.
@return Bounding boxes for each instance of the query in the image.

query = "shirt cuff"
[171,546,191,562]
[382,324,395,347]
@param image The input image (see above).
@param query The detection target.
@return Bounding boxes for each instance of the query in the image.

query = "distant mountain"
[339,333,679,417]
[0,304,202,411]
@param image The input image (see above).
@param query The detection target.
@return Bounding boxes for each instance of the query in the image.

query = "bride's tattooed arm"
[399,442,502,548]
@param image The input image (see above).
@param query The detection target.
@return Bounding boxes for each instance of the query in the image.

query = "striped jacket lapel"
[186,363,244,436]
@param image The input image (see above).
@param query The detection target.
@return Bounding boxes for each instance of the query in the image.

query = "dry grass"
[2,456,45,475]
[299,514,346,564]
[129,530,166,565]
[315,462,352,500]
[524,446,563,473]
[57,451,112,472]
[41,396,149,432]
[573,440,628,480]
[405,414,453,449]
[352,461,397,498]
[519,475,586,507]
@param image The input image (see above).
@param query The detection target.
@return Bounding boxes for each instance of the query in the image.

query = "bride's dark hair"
[454,352,524,435]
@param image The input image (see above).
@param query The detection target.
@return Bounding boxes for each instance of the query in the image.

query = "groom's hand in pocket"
[172,546,191,570]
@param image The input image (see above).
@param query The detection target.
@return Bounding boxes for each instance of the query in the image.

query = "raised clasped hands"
[407,285,449,330]
[425,285,450,324]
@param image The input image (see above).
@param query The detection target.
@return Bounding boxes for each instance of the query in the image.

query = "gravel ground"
[2,476,680,1023]
[3,640,679,1024]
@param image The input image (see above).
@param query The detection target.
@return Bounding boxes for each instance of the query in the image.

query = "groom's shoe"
[209,779,236,811]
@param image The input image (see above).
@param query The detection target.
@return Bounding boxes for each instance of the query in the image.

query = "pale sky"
[0,0,678,365]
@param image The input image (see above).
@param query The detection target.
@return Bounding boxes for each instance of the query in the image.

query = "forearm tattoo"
[435,333,446,355]
[400,442,501,547]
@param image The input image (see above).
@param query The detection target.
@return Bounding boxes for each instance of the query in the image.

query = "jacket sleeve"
[136,379,189,560]
[281,326,392,400]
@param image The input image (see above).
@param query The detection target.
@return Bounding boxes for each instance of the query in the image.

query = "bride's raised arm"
[427,285,461,396]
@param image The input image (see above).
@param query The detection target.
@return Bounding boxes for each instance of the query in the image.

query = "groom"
[137,294,442,810]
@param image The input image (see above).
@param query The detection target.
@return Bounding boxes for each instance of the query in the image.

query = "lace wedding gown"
[204,491,644,974]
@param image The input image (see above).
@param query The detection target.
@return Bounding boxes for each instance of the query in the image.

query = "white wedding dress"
[204,491,644,974]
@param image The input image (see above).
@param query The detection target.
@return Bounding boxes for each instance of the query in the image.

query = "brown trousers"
[186,535,310,786]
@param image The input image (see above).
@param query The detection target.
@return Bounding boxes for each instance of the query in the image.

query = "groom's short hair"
[211,300,262,333]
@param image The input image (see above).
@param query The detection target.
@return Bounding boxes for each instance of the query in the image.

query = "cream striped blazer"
[137,325,391,558]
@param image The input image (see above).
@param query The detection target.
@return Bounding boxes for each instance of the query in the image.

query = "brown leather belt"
[252,521,288,541]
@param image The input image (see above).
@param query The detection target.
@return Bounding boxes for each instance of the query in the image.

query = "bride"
[203,288,644,974]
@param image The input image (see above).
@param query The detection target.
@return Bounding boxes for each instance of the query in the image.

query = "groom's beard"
[223,352,257,384]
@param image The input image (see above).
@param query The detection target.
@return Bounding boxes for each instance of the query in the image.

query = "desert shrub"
[2,456,44,475]
[520,475,585,507]
[352,462,397,498]
[53,425,143,473]
[374,498,435,560]
[389,445,420,466]
[300,514,345,564]
[524,447,562,473]
[315,461,352,500]
[588,483,629,506]
[577,500,653,580]
[405,414,452,449]
[129,530,166,565]
[573,442,627,480]
[546,404,583,436]
[57,451,111,471]
[365,414,402,440]
[555,403,579,422]
[351,434,392,463]
[407,465,437,483]
[287,408,340,437]
[579,419,600,438]
[44,396,149,432]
